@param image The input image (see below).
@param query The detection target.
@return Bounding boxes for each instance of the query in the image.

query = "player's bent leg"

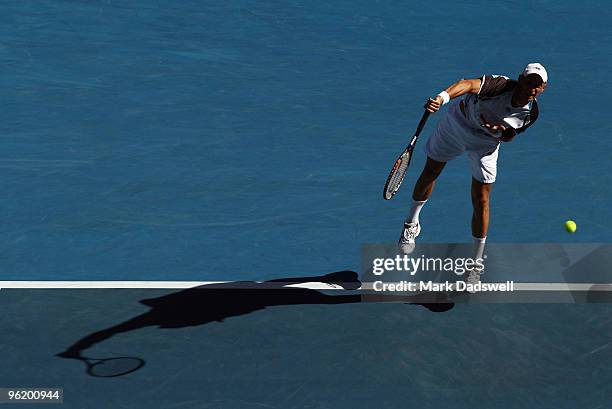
[399,158,446,252]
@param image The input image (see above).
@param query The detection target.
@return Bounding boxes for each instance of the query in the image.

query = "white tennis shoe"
[398,222,421,254]
[465,266,484,293]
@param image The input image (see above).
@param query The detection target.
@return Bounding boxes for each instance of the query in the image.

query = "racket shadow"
[54,355,146,378]
[56,270,452,376]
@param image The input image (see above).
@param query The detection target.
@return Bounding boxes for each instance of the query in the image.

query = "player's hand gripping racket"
[383,110,431,200]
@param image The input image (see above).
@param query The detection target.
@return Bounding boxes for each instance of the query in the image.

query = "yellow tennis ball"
[564,220,577,233]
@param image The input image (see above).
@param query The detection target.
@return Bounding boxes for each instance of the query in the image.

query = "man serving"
[399,63,548,281]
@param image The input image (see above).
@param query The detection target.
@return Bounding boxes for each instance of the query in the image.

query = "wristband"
[437,91,450,105]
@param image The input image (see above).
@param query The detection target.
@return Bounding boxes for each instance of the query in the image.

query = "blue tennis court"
[1,0,611,407]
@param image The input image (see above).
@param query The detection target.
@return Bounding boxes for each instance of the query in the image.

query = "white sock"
[473,236,487,260]
[406,199,427,224]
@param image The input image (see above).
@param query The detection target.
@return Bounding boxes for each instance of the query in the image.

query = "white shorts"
[425,101,501,183]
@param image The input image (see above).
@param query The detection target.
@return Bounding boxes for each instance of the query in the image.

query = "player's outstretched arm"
[424,78,482,113]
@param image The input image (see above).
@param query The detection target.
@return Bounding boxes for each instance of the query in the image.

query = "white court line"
[0,281,228,289]
[0,281,344,290]
[0,281,611,291]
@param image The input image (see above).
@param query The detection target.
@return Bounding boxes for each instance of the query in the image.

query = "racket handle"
[414,110,431,138]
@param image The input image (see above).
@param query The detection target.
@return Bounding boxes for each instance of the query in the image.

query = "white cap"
[522,63,548,83]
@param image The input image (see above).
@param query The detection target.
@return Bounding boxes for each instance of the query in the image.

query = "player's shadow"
[56,270,453,376]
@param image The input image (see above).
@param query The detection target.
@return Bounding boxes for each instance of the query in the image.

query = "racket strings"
[385,153,410,198]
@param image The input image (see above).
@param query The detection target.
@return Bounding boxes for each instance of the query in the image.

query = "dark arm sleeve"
[478,75,511,97]
[516,101,539,134]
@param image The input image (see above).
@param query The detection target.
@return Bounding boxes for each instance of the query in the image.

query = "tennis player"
[399,63,548,282]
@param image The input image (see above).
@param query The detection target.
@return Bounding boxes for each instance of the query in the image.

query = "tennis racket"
[383,110,431,200]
